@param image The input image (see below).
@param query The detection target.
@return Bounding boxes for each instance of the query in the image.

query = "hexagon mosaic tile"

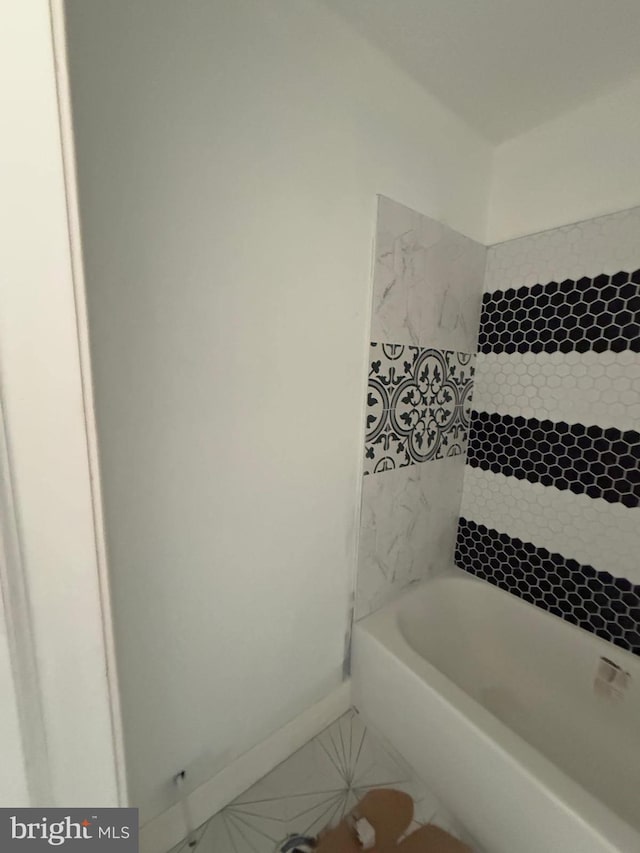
[455,518,640,656]
[461,467,640,586]
[485,206,640,292]
[457,206,640,653]
[472,350,640,431]
[478,269,640,355]
[466,412,640,508]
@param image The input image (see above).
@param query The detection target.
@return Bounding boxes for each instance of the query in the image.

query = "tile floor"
[169,709,478,853]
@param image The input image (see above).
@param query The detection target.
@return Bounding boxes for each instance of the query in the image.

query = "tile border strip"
[364,342,474,475]
[478,269,640,355]
[466,411,640,508]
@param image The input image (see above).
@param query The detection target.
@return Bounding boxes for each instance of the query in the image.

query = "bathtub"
[352,567,640,853]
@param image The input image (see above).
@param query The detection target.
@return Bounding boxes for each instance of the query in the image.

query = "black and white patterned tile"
[356,198,486,621]
[457,206,640,652]
[168,711,470,853]
[478,269,640,355]
[485,206,640,292]
[466,412,640,508]
[461,467,640,587]
[456,518,640,656]
[471,349,640,431]
[364,343,475,475]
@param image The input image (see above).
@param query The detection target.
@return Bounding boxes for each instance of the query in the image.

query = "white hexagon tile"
[168,711,476,853]
[457,205,640,657]
[460,466,640,586]
[485,205,640,292]
[472,350,640,430]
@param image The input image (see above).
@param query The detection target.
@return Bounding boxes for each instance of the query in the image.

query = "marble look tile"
[372,196,486,352]
[356,457,464,620]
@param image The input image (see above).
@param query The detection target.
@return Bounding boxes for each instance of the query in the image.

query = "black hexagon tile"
[466,412,640,508]
[455,518,640,656]
[478,269,640,355]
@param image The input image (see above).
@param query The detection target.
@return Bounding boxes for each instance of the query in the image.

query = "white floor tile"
[174,709,475,853]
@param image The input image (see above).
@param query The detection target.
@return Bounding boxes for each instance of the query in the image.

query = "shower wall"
[456,206,640,655]
[356,197,486,618]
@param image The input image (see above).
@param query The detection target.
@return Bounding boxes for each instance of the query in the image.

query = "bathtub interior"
[395,571,640,835]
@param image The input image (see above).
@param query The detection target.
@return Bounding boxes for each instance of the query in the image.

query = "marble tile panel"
[372,196,486,352]
[356,457,465,619]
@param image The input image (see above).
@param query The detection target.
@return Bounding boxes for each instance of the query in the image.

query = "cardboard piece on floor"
[315,789,413,853]
[396,824,472,853]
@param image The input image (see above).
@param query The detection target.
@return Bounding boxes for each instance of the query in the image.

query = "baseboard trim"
[140,680,352,853]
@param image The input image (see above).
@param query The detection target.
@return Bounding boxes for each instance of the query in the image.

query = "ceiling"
[320,0,640,142]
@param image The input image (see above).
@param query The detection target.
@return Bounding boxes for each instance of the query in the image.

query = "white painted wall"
[488,76,640,244]
[64,0,492,824]
[0,595,28,806]
[0,0,122,808]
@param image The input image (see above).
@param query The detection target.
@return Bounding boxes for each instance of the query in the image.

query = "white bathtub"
[352,568,640,853]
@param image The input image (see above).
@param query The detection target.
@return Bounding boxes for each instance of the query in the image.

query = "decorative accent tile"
[356,198,486,623]
[364,343,475,475]
[172,711,463,853]
[455,518,640,656]
[478,269,640,355]
[466,412,640,508]
[357,458,464,619]
[372,196,486,352]
[461,467,640,586]
[471,350,640,431]
[485,206,640,293]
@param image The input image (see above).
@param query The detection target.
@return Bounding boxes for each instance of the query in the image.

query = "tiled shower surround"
[356,196,486,618]
[357,199,640,656]
[456,206,640,656]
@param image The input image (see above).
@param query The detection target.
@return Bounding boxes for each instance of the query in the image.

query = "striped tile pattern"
[470,350,640,431]
[466,413,640,507]
[456,207,640,655]
[460,467,640,585]
[478,270,640,355]
[456,518,640,655]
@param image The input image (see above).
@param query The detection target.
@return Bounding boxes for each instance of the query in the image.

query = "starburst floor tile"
[171,710,474,853]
